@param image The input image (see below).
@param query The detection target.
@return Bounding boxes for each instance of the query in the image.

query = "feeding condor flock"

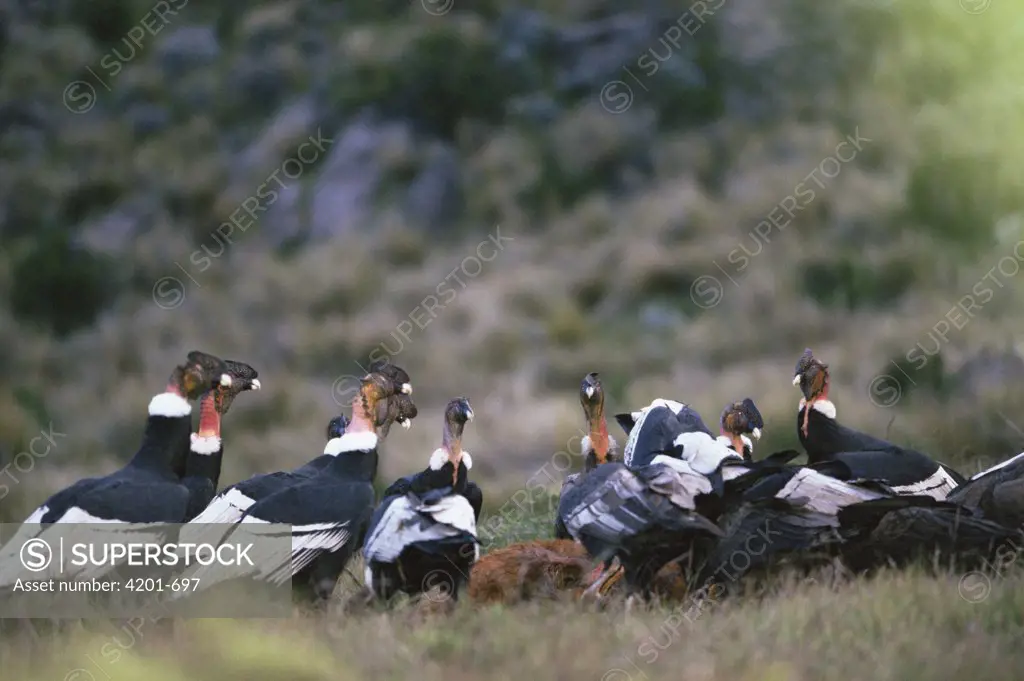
[2,348,1023,622]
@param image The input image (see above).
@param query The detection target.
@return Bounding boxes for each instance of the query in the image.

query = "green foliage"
[800,254,917,310]
[906,151,1007,252]
[331,24,527,141]
[8,233,116,338]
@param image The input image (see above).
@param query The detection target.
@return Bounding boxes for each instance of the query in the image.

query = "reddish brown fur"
[468,540,595,605]
[648,562,690,601]
[468,541,697,604]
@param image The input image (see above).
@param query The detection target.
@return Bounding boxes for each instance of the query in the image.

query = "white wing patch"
[24,505,49,524]
[0,504,130,586]
[672,431,743,475]
[189,488,256,525]
[563,468,650,541]
[283,521,353,577]
[364,494,477,565]
[720,462,754,482]
[891,466,960,501]
[775,468,884,516]
[969,451,1024,481]
[179,488,260,550]
[622,399,691,467]
[53,507,127,524]
[415,495,477,535]
[649,399,686,414]
[174,518,353,596]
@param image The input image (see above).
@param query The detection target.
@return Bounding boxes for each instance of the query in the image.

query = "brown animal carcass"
[468,540,597,605]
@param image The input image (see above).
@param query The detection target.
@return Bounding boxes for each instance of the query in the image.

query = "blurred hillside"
[3,0,1024,521]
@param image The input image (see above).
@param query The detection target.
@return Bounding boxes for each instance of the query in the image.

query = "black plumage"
[945,452,1024,528]
[363,397,480,602]
[555,373,619,539]
[559,460,724,599]
[0,352,231,585]
[181,360,261,521]
[189,366,415,526]
[793,348,964,498]
[180,373,395,605]
[836,496,1024,572]
[615,398,713,468]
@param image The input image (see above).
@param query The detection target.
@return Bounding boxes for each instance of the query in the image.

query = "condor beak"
[584,386,595,399]
[465,408,474,422]
[792,375,801,386]
[220,374,233,387]
[401,383,412,395]
[400,418,412,430]
[751,427,761,440]
[250,379,261,391]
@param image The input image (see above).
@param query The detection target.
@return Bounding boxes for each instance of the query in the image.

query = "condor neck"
[196,394,221,439]
[585,410,610,469]
[347,393,377,434]
[132,391,192,477]
[186,394,223,486]
[442,421,465,460]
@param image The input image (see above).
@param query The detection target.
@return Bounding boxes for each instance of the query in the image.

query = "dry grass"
[3,565,1023,681]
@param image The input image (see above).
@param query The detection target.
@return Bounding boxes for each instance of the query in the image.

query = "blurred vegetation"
[1,0,1024,534]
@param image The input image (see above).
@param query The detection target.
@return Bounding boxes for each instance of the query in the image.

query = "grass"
[2,500,1024,681]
